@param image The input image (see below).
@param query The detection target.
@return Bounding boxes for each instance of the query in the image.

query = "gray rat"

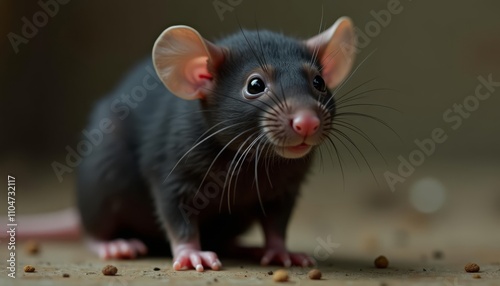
[76,17,356,271]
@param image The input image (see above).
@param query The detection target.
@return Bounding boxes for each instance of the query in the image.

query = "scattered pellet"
[267,271,273,275]
[25,241,40,255]
[374,255,389,268]
[472,274,481,279]
[62,273,70,278]
[272,269,289,282]
[432,250,444,260]
[153,267,160,271]
[102,265,118,276]
[308,269,322,280]
[24,265,35,273]
[465,263,480,273]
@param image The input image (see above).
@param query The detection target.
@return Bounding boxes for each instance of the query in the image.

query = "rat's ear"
[306,17,356,89]
[152,25,225,100]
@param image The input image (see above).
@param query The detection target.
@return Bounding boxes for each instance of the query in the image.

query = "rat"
[76,17,356,272]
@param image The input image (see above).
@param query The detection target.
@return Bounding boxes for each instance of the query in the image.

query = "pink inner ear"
[184,56,214,97]
[199,74,212,80]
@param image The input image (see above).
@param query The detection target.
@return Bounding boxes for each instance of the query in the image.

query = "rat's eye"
[313,75,327,92]
[246,77,266,96]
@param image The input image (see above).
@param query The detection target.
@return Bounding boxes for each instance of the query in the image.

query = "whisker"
[333,121,387,165]
[309,4,325,68]
[325,131,360,169]
[163,121,246,184]
[324,49,377,108]
[334,111,401,140]
[220,130,262,213]
[336,88,398,107]
[230,133,266,208]
[278,81,291,114]
[262,90,287,115]
[336,102,400,113]
[194,127,258,199]
[203,87,279,118]
[236,16,268,74]
[263,139,274,188]
[323,134,347,191]
[334,77,378,103]
[316,144,325,173]
[254,140,266,216]
[255,19,270,74]
[192,118,236,146]
[332,129,381,188]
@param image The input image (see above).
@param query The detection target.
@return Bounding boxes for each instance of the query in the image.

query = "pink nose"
[291,110,320,137]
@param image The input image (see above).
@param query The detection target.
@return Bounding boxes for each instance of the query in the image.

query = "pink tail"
[1,208,81,240]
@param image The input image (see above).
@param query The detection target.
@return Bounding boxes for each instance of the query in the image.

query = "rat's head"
[153,18,355,159]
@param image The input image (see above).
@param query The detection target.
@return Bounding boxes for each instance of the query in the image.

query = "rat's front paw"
[88,238,147,260]
[173,247,222,272]
[260,248,316,267]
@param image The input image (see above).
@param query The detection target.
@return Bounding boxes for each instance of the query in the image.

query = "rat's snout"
[290,110,320,137]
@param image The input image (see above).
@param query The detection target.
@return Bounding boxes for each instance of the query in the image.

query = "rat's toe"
[173,248,222,271]
[200,252,221,270]
[129,239,148,255]
[290,253,315,267]
[261,249,314,267]
[116,239,135,258]
[87,238,148,260]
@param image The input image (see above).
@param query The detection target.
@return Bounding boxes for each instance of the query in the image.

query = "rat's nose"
[291,110,320,137]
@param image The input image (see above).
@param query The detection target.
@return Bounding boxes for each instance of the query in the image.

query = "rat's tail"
[1,208,81,240]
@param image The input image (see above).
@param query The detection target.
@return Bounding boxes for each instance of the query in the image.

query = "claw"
[172,245,222,271]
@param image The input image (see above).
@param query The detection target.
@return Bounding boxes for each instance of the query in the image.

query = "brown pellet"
[308,269,322,280]
[464,263,480,273]
[25,241,40,254]
[472,274,481,279]
[272,269,289,282]
[102,265,118,276]
[432,250,444,260]
[374,255,389,268]
[24,265,35,272]
[62,273,70,278]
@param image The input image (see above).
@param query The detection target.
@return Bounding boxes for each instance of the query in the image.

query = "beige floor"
[1,163,500,285]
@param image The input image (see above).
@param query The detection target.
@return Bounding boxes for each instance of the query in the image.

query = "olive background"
[1,2,500,281]
[1,1,499,203]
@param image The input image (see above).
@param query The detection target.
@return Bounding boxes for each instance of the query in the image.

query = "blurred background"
[1,0,499,264]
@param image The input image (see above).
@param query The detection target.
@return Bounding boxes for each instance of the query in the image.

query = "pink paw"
[260,249,316,267]
[88,238,148,260]
[173,247,222,272]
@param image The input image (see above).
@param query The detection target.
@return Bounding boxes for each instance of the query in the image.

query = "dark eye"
[313,75,327,92]
[247,77,266,95]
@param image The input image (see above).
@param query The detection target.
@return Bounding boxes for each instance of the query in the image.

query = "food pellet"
[374,255,389,268]
[472,274,481,279]
[25,241,40,254]
[102,265,118,276]
[153,267,160,271]
[308,269,322,280]
[272,269,289,282]
[432,250,444,259]
[267,270,273,275]
[464,263,480,273]
[24,265,35,272]
[62,273,70,278]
